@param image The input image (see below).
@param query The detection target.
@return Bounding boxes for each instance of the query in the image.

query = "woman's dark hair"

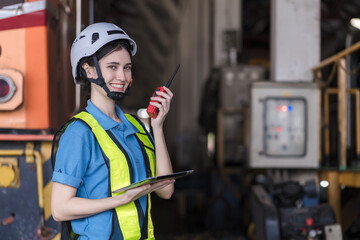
[82,39,133,99]
[84,39,132,67]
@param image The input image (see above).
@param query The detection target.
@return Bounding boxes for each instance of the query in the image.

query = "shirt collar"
[85,100,138,136]
[115,104,138,136]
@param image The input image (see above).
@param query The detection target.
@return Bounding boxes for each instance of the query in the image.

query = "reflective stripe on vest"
[125,114,156,239]
[73,111,156,239]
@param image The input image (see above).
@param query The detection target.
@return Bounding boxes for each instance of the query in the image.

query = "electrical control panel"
[250,82,320,168]
[264,97,306,157]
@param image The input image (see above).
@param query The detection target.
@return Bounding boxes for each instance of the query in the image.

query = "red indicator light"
[277,126,282,132]
[306,218,314,226]
[0,75,16,103]
[0,79,10,98]
[277,105,282,111]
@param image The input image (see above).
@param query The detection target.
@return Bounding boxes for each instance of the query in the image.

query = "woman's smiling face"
[98,48,132,94]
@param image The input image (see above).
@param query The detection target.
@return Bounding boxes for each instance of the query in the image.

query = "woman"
[51,22,174,240]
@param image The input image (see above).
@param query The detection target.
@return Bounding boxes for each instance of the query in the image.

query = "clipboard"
[112,170,194,193]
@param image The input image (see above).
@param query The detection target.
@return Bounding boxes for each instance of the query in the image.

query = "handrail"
[312,41,360,71]
[313,40,360,170]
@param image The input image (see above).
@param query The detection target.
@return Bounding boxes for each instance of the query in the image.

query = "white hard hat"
[70,22,137,84]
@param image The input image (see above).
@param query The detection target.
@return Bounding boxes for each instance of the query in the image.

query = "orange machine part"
[0,26,50,129]
[25,26,49,129]
[0,28,27,128]
[0,1,50,130]
[0,1,81,131]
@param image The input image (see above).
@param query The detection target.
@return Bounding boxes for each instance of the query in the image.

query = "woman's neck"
[90,94,122,123]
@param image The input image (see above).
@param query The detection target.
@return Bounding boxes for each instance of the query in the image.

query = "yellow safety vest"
[72,111,156,240]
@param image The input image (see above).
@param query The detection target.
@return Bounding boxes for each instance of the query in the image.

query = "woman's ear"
[82,62,95,78]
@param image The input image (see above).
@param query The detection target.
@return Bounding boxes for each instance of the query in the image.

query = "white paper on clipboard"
[112,170,194,193]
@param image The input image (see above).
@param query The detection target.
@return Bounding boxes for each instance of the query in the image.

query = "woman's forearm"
[51,180,173,221]
[152,126,174,199]
[51,182,130,221]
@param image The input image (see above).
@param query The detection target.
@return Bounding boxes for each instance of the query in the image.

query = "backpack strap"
[51,118,78,170]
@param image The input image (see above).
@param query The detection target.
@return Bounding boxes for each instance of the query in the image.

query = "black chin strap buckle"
[107,91,126,100]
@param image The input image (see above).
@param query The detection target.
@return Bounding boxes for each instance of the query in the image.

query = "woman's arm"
[51,179,174,221]
[149,86,175,199]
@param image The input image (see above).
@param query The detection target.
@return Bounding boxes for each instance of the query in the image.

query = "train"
[0,0,89,238]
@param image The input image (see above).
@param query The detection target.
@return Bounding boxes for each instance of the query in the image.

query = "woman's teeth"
[111,84,124,88]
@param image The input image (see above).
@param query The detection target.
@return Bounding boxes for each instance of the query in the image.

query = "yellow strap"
[74,112,142,239]
[125,114,156,239]
[125,114,154,148]
[147,194,155,238]
[125,114,156,176]
[75,112,131,191]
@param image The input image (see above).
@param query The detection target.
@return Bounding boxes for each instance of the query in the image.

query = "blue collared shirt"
[52,100,150,239]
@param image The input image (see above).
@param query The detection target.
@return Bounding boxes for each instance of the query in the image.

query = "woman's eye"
[124,66,132,71]
[108,65,117,70]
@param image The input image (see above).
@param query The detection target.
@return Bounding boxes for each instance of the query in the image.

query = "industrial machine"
[0,0,89,239]
[250,179,340,240]
[217,65,266,166]
[249,82,320,168]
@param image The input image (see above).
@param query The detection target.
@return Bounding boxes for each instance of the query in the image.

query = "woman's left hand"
[149,86,173,128]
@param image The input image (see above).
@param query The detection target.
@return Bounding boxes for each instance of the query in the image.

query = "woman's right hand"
[119,179,175,204]
[51,180,174,222]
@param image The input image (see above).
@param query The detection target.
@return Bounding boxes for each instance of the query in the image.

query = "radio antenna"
[165,64,180,87]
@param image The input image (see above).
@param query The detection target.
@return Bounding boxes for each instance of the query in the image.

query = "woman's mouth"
[109,83,125,91]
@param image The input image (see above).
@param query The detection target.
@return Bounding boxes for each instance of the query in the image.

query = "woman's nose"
[116,69,126,80]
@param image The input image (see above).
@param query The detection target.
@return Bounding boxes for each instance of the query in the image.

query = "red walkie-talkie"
[147,64,180,119]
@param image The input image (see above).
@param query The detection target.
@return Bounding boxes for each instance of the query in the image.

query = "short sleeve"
[52,121,93,188]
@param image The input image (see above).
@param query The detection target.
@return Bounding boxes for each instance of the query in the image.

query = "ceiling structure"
[242,0,360,60]
[94,0,360,108]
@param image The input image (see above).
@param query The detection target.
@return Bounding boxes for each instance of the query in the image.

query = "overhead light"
[320,180,329,188]
[350,18,360,29]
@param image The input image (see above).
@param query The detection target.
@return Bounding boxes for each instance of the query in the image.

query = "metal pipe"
[73,0,82,114]
[325,89,360,166]
[216,109,224,168]
[0,149,24,156]
[324,89,330,163]
[89,0,94,24]
[355,90,360,158]
[338,58,347,169]
[345,33,352,148]
[33,150,46,230]
[327,171,341,223]
[34,150,44,209]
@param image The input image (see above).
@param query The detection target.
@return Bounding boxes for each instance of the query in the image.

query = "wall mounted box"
[249,82,320,168]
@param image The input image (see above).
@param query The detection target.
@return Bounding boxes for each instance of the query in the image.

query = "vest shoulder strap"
[125,113,155,149]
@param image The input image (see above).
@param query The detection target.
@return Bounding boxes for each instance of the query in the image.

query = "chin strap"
[87,55,131,101]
